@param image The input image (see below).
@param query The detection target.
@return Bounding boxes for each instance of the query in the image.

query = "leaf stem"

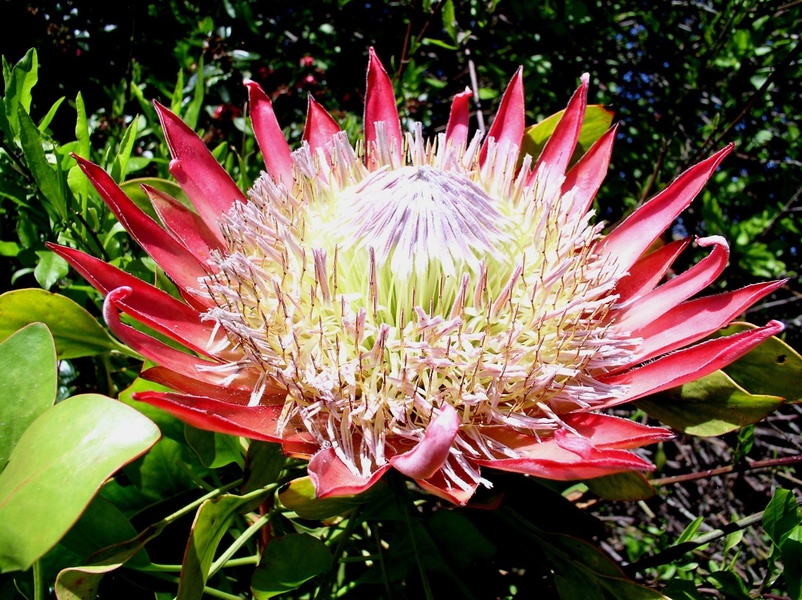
[32,560,44,600]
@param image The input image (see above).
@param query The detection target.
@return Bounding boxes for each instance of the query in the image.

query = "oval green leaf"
[0,289,127,359]
[0,323,57,472]
[636,369,783,437]
[251,534,333,600]
[0,394,160,572]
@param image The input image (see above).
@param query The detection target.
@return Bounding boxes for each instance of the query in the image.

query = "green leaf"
[763,488,802,548]
[59,495,149,568]
[38,96,66,132]
[675,516,704,544]
[544,532,668,599]
[109,118,138,182]
[116,377,212,505]
[185,425,243,469]
[521,104,614,168]
[243,442,287,494]
[715,323,802,403]
[18,107,68,220]
[278,476,382,520]
[0,323,57,471]
[178,493,267,600]
[706,571,752,600]
[783,529,802,600]
[636,369,783,436]
[34,249,70,290]
[584,471,655,501]
[2,49,38,140]
[74,92,90,159]
[251,534,333,599]
[56,516,169,599]
[0,289,128,359]
[182,56,205,130]
[442,0,457,43]
[427,511,496,570]
[0,394,160,572]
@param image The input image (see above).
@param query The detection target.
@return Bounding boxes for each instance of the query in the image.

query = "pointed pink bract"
[597,144,733,274]
[155,101,246,239]
[364,47,402,168]
[303,96,343,153]
[246,80,293,185]
[534,73,589,176]
[480,67,525,166]
[445,88,472,148]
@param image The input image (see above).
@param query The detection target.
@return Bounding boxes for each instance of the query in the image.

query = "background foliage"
[0,0,800,598]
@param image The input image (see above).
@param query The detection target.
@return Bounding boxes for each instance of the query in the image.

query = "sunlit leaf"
[636,369,783,436]
[18,107,68,220]
[2,48,38,139]
[34,249,69,290]
[0,289,128,359]
[0,394,160,572]
[251,534,333,599]
[715,323,802,403]
[763,488,802,548]
[0,323,56,471]
[522,104,614,167]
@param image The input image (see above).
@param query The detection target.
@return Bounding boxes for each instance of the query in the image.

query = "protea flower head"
[51,49,784,505]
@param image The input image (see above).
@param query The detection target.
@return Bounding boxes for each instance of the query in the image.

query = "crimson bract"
[51,50,783,505]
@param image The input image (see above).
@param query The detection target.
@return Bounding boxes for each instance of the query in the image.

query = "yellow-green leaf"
[636,370,783,436]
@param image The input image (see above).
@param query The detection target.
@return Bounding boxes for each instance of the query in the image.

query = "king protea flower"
[50,49,783,505]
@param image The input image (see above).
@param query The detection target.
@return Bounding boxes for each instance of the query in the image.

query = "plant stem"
[32,560,44,600]
[650,455,802,487]
[144,571,243,600]
[208,512,271,578]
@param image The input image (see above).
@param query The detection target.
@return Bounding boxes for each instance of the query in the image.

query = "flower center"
[311,165,507,279]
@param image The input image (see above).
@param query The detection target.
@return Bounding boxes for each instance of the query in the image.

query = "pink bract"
[51,49,783,505]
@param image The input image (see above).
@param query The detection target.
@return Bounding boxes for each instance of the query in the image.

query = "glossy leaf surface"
[636,370,783,436]
[0,289,127,359]
[0,323,56,471]
[0,394,159,572]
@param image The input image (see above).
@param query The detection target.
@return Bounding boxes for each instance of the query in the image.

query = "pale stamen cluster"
[202,125,637,489]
